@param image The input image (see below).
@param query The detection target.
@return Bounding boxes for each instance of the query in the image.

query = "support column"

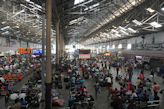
[20,40,21,47]
[59,30,61,59]
[27,42,29,48]
[61,34,65,57]
[59,31,63,58]
[39,3,45,109]
[56,20,60,67]
[45,0,52,109]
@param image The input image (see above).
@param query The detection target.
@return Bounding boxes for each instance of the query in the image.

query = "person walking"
[116,65,119,76]
[150,69,155,82]
[94,82,100,98]
[128,65,133,82]
[153,82,160,96]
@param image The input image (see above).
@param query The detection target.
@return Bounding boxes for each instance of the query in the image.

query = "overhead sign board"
[32,49,42,55]
[18,48,31,54]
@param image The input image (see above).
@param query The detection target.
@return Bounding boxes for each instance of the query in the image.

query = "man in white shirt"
[106,76,112,86]
[5,65,9,71]
[131,91,137,99]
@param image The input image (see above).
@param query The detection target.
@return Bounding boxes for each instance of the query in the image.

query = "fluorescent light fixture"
[84,8,88,11]
[69,16,84,25]
[0,26,10,31]
[162,7,164,11]
[132,19,142,26]
[102,33,109,37]
[74,0,85,5]
[119,26,127,31]
[118,44,122,49]
[150,21,162,28]
[146,8,155,13]
[115,34,121,37]
[89,3,99,9]
[1,31,9,35]
[127,44,132,49]
[112,45,115,49]
[112,25,117,28]
[120,30,129,35]
[26,0,30,2]
[128,28,137,33]
[111,29,119,33]
[1,21,6,24]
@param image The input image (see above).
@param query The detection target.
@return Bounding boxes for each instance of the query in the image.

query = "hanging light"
[146,8,155,13]
[162,7,164,11]
[128,28,137,33]
[150,21,162,28]
[132,19,142,26]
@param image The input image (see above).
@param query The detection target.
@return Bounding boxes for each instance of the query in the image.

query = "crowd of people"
[54,59,95,109]
[0,55,42,109]
[1,53,162,109]
[0,55,30,95]
[58,55,162,109]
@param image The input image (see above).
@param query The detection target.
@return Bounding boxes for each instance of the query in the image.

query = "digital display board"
[79,49,90,54]
[18,48,31,54]
[32,49,42,55]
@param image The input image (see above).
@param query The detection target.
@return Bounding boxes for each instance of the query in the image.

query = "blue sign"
[32,49,42,55]
[21,54,29,57]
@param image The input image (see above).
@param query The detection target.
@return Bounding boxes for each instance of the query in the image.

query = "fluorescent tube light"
[1,31,9,35]
[120,30,129,35]
[132,19,142,26]
[128,28,137,33]
[119,26,127,31]
[161,7,164,11]
[150,21,162,28]
[115,34,121,37]
[146,8,155,13]
[0,26,10,31]
[111,29,118,33]
[74,0,85,5]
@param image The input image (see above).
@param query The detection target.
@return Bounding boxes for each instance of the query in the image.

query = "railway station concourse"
[0,0,164,109]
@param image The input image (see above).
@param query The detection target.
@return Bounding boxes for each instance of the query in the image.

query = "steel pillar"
[39,3,45,109]
[45,0,52,109]
[59,31,62,58]
[56,20,60,67]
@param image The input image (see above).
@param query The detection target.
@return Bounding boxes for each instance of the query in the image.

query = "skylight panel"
[74,0,85,5]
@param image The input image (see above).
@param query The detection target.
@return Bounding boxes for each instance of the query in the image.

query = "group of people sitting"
[67,56,162,109]
[109,77,160,109]
[4,58,42,109]
[58,60,95,109]
[0,56,29,95]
